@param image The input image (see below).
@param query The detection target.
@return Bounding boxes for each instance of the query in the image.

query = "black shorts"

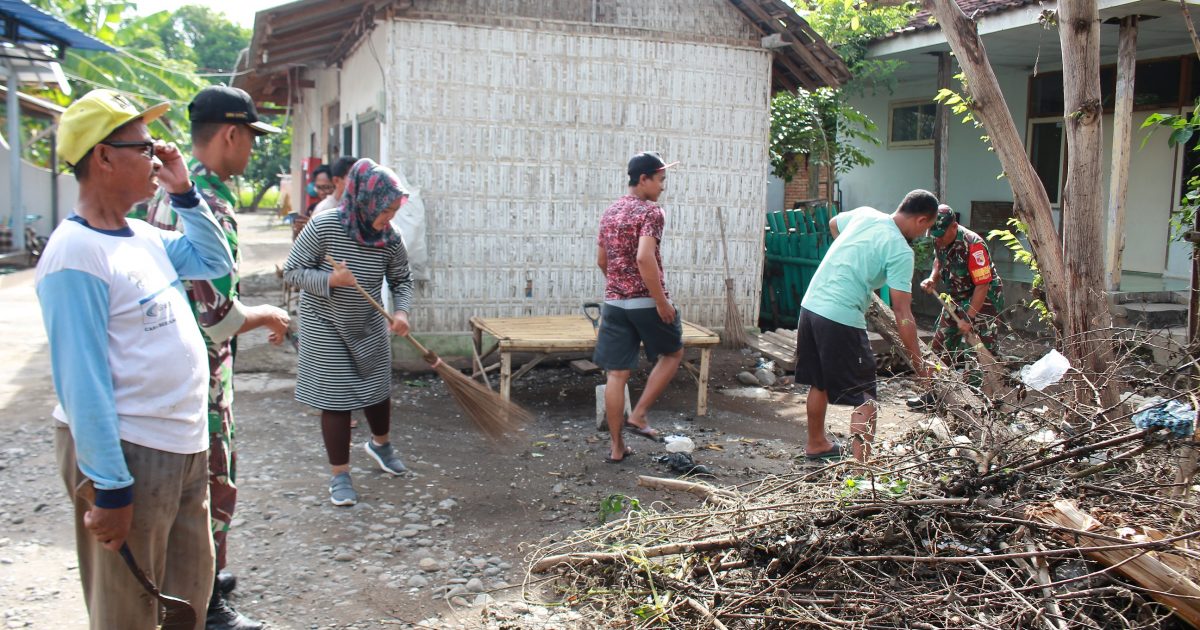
[794,308,877,406]
[593,303,684,370]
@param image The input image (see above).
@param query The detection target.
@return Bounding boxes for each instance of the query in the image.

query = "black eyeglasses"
[99,140,156,160]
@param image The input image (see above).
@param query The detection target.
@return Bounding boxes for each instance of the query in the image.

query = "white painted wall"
[0,133,78,242]
[287,66,339,211]
[1101,111,1178,275]
[339,27,390,164]
[841,67,1028,229]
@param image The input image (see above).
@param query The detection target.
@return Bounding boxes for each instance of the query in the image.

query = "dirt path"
[0,212,927,629]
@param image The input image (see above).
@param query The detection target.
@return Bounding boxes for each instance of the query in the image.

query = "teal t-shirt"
[801,207,914,329]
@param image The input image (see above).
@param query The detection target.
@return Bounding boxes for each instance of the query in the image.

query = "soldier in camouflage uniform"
[908,205,1004,407]
[146,86,288,630]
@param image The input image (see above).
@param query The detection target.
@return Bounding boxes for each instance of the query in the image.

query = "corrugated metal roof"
[0,0,114,53]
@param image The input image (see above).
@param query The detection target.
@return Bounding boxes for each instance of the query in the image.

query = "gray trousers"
[56,425,214,630]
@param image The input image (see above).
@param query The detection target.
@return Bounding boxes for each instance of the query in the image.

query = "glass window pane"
[1029,122,1062,205]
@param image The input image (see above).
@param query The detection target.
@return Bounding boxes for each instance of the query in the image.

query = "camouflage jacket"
[935,226,1003,303]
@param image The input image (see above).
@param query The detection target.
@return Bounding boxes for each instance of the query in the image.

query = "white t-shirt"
[37,218,209,455]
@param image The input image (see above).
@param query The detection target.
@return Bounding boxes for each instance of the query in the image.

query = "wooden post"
[1105,16,1138,292]
[933,51,952,201]
[697,347,711,417]
[500,352,512,402]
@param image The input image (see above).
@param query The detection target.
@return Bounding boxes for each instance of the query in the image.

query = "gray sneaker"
[329,472,358,506]
[364,440,407,475]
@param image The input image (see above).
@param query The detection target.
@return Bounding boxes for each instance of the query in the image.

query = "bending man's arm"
[889,289,928,378]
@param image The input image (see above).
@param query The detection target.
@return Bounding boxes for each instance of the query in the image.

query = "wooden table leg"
[500,352,512,401]
[696,348,711,417]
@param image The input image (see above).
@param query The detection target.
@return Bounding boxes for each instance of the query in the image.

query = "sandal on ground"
[805,442,846,461]
[623,421,664,443]
[604,446,635,464]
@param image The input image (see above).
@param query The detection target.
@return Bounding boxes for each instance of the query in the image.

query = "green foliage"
[1141,104,1200,244]
[910,235,935,271]
[237,187,280,210]
[988,218,1053,322]
[597,493,642,524]
[27,0,204,140]
[790,0,918,96]
[236,116,292,210]
[841,474,909,499]
[770,88,878,184]
[770,1,916,192]
[21,0,250,164]
[149,5,251,75]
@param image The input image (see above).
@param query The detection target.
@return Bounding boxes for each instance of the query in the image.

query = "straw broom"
[325,256,530,440]
[716,208,748,349]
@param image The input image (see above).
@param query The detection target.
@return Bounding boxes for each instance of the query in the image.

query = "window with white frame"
[888,100,937,147]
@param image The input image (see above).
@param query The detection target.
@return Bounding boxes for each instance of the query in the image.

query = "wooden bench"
[469,315,721,416]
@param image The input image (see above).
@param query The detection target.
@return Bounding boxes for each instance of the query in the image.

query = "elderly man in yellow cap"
[36,89,233,629]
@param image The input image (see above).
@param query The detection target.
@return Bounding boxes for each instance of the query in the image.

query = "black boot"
[206,579,264,630]
[216,570,237,595]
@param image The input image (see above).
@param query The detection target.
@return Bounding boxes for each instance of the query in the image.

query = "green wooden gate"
[760,205,838,329]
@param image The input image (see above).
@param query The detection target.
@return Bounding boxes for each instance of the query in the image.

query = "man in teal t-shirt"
[796,189,938,462]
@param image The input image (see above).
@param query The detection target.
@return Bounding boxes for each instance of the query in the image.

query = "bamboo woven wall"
[385,16,772,333]
[410,0,760,41]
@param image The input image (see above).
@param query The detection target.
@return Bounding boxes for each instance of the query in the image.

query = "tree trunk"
[247,185,272,212]
[922,0,1118,408]
[1058,0,1119,407]
[923,0,1067,318]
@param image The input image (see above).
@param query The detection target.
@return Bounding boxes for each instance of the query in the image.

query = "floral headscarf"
[338,158,408,248]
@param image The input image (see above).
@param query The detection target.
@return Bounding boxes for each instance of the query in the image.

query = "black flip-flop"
[604,447,635,464]
[623,421,664,443]
[805,442,845,461]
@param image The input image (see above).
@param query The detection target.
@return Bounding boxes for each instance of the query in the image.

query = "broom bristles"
[430,359,531,441]
[723,278,748,349]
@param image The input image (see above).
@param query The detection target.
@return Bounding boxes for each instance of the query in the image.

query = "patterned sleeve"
[283,220,333,297]
[639,206,664,241]
[159,184,247,345]
[387,241,414,314]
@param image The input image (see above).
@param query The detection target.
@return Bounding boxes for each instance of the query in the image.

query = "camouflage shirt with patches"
[935,225,1003,303]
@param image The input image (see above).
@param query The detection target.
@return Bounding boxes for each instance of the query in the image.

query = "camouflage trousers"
[208,348,237,572]
[932,300,1002,387]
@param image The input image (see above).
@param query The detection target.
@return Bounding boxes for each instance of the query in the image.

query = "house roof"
[235,0,848,103]
[0,0,114,54]
[884,0,1040,39]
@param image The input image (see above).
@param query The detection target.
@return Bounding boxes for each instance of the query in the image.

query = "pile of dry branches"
[525,331,1199,629]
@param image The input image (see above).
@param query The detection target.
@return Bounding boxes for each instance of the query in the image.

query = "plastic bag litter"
[1132,397,1196,437]
[1020,349,1071,391]
[664,435,695,454]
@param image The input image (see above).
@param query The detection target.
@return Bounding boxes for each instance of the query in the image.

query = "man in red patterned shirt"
[593,152,682,463]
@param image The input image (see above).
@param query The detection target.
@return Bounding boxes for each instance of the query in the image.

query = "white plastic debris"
[1020,349,1071,391]
[664,435,695,453]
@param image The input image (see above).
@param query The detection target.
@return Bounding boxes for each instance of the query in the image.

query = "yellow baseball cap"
[57,89,170,166]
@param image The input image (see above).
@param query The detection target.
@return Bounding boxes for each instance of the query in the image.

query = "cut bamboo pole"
[1031,499,1200,628]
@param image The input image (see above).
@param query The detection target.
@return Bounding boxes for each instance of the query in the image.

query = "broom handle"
[325,255,437,359]
[717,207,733,281]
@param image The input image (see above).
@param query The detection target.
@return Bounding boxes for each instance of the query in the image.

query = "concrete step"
[1121,303,1190,329]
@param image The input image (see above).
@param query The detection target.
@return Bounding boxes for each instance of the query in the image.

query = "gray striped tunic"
[283,212,413,411]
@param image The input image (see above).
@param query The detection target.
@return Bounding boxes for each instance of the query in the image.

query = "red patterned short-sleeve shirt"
[597,194,669,301]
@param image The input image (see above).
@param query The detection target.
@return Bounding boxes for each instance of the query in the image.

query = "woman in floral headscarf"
[284,158,413,506]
